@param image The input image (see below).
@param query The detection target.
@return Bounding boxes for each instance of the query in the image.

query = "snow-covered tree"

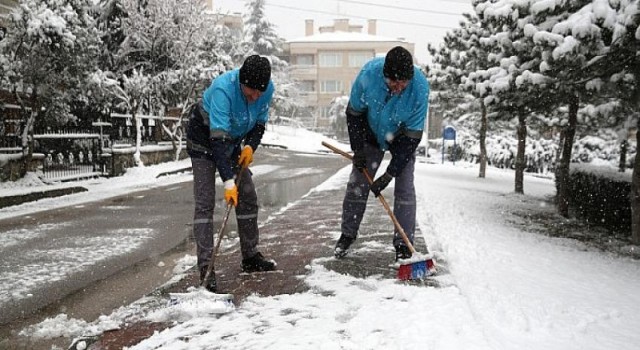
[95,0,127,74]
[0,0,101,176]
[241,0,304,121]
[93,0,232,161]
[472,0,550,194]
[328,95,349,140]
[431,13,493,178]
[242,0,283,59]
[599,0,640,243]
[519,0,619,216]
[472,0,616,199]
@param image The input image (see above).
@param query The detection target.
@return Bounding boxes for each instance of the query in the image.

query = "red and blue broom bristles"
[397,258,436,280]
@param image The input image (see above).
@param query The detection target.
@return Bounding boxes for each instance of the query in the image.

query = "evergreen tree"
[471,0,611,196]
[520,0,617,215]
[430,13,493,177]
[242,0,283,58]
[472,0,549,194]
[242,0,304,121]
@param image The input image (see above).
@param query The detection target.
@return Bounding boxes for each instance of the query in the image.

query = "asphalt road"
[0,147,346,347]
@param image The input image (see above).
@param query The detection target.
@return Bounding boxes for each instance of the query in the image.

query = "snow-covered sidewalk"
[49,160,638,350]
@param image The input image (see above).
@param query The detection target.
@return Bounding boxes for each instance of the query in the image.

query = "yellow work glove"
[238,145,254,168]
[224,179,238,207]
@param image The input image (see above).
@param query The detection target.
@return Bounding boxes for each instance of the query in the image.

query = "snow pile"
[18,313,121,340]
[149,289,235,323]
[263,124,348,154]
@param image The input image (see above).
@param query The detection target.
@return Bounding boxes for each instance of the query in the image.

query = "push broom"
[322,141,436,280]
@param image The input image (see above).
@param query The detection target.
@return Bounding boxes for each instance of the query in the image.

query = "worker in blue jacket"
[187,55,276,293]
[334,46,430,261]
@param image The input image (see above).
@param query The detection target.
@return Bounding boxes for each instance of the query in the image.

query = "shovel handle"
[202,165,247,287]
[321,141,416,254]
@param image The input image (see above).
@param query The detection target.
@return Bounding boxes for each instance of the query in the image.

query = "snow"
[5,126,639,349]
[2,227,154,302]
[262,124,347,154]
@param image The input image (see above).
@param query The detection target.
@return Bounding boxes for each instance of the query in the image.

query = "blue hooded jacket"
[187,68,274,181]
[349,57,429,151]
[203,68,274,140]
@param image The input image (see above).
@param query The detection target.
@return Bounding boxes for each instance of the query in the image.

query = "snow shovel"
[321,141,436,280]
[168,166,248,311]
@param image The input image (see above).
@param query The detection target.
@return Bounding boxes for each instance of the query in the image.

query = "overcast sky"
[212,0,474,64]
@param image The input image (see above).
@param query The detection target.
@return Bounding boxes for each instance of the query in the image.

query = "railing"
[41,149,104,181]
[1,111,185,181]
[33,131,105,181]
[0,135,20,148]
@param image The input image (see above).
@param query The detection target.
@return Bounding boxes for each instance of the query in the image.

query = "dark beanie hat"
[383,46,414,81]
[239,55,271,92]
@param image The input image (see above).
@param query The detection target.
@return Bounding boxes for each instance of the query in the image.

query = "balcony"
[290,65,317,77]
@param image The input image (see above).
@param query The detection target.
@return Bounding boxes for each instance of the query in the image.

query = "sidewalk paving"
[87,177,440,349]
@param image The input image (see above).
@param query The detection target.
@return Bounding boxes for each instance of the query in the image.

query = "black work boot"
[242,252,276,273]
[394,245,412,261]
[199,266,217,292]
[334,234,356,258]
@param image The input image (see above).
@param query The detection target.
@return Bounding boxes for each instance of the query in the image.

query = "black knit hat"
[239,55,271,92]
[383,46,414,81]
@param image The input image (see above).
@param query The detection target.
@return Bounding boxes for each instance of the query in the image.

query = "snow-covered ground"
[101,162,635,350]
[4,125,640,349]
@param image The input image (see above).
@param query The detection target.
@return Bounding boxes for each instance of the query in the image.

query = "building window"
[320,80,343,93]
[319,52,342,67]
[320,106,331,119]
[349,52,373,67]
[298,80,315,93]
[296,54,314,66]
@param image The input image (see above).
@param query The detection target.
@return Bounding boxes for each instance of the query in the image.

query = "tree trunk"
[556,96,579,217]
[478,100,488,178]
[631,73,640,244]
[619,139,628,172]
[514,108,527,194]
[133,107,143,166]
[631,118,640,244]
[17,89,37,178]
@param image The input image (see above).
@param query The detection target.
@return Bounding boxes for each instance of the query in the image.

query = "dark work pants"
[341,141,417,247]
[191,157,259,269]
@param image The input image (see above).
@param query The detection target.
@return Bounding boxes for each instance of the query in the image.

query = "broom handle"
[322,141,417,254]
[202,166,246,287]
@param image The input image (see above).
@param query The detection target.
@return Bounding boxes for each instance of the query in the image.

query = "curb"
[0,187,88,209]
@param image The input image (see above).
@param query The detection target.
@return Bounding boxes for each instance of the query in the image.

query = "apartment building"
[204,0,243,36]
[284,18,415,130]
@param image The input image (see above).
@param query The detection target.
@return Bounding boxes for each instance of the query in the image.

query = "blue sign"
[442,126,457,165]
[443,126,456,140]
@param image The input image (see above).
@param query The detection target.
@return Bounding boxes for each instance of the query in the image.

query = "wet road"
[0,148,345,345]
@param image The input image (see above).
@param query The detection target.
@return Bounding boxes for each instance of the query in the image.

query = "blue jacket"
[349,57,429,151]
[347,57,429,177]
[203,69,274,140]
[187,69,274,181]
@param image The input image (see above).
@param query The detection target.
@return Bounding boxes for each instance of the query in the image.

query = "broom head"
[397,256,436,280]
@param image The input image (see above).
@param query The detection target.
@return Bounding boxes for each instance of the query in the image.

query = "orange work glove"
[238,145,254,168]
[223,179,238,206]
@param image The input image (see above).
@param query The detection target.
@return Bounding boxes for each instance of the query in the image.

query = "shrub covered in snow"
[568,164,632,233]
